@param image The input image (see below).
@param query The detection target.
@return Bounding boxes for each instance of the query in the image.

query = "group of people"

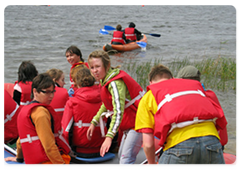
[4,45,228,164]
[111,22,142,45]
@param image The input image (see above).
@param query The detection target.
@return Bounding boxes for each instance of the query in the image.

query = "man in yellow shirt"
[135,64,226,164]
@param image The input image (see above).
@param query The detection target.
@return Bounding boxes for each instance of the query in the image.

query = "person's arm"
[61,100,73,144]
[4,137,24,163]
[99,79,126,157]
[13,90,21,105]
[31,106,65,164]
[134,28,142,35]
[106,79,126,139]
[122,31,127,43]
[135,90,158,164]
[143,133,156,164]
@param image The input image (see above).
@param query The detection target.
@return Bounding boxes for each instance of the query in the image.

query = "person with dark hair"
[65,45,89,97]
[13,61,38,105]
[5,73,71,164]
[111,24,127,45]
[177,65,228,151]
[135,64,227,164]
[124,22,142,42]
[62,67,106,158]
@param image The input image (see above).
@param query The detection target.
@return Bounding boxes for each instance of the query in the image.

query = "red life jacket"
[62,85,106,154]
[50,86,69,123]
[14,81,32,105]
[4,90,22,143]
[205,90,228,146]
[70,62,89,89]
[17,102,70,164]
[111,31,125,44]
[147,79,227,147]
[124,27,136,41]
[101,70,145,131]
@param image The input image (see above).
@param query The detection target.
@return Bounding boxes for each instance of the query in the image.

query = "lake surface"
[4,5,236,155]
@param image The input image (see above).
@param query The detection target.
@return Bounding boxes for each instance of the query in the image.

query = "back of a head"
[129,22,136,28]
[177,65,201,81]
[18,61,38,83]
[116,24,122,31]
[148,64,173,82]
[75,67,95,87]
[71,65,87,86]
[46,68,63,82]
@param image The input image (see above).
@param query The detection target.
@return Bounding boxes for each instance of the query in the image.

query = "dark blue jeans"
[159,136,225,164]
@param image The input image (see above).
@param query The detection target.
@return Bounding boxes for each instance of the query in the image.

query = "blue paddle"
[104,25,161,37]
[136,42,147,48]
[99,29,110,35]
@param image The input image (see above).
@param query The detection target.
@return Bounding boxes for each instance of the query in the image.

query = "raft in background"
[103,34,147,52]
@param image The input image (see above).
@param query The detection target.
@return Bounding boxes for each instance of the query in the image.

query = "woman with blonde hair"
[87,50,145,164]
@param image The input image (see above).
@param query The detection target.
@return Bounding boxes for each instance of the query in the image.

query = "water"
[4,5,236,155]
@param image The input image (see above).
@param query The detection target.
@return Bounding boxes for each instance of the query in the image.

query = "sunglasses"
[40,89,56,94]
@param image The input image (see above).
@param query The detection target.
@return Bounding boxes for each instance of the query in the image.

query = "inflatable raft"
[103,34,147,52]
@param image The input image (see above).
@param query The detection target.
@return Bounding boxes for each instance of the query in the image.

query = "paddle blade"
[143,33,161,37]
[99,29,109,35]
[104,25,116,31]
[137,42,147,48]
[149,33,161,37]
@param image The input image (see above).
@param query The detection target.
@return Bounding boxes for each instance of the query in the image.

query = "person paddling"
[124,22,142,42]
[111,24,127,45]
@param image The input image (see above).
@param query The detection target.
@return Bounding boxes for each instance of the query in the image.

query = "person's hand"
[68,150,76,158]
[5,157,17,162]
[86,124,95,140]
[100,137,112,157]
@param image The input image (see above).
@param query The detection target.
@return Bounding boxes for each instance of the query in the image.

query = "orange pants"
[42,154,71,164]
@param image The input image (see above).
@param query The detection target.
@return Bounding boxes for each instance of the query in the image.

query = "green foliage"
[122,57,236,91]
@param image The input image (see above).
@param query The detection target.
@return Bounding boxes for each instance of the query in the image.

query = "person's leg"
[119,129,142,164]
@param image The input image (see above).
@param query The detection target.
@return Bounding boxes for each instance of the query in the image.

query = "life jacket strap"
[20,134,39,143]
[169,117,218,134]
[20,101,30,105]
[4,104,19,124]
[54,108,65,112]
[157,90,206,111]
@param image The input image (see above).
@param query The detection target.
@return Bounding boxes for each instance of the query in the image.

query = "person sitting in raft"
[135,64,227,164]
[13,61,38,106]
[86,50,145,164]
[62,67,106,158]
[124,22,142,42]
[4,89,22,144]
[65,45,89,97]
[111,24,127,45]
[5,73,71,164]
[47,68,69,123]
[177,65,228,151]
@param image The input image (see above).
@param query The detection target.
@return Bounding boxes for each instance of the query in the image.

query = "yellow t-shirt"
[135,90,220,151]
